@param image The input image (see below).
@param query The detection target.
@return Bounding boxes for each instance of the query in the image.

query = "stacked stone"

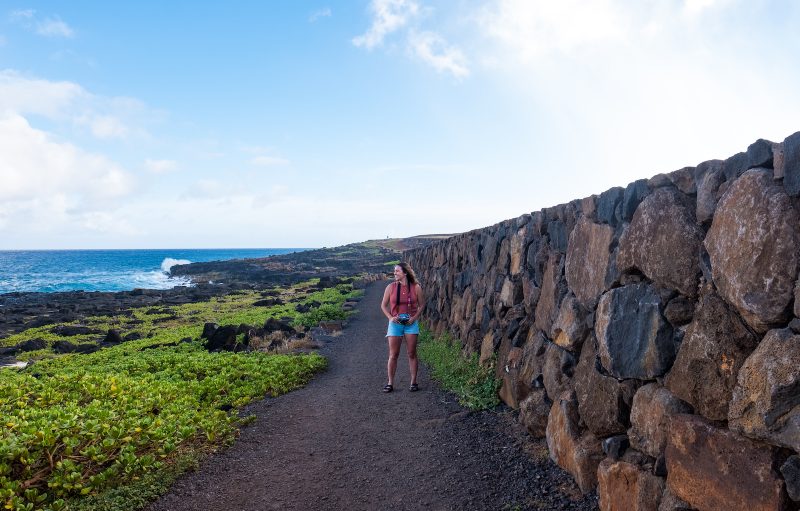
[405,131,800,511]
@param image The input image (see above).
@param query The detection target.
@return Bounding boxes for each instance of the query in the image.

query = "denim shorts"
[386,320,420,337]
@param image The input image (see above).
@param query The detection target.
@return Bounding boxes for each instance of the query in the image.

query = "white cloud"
[683,0,733,16]
[309,8,332,23]
[477,0,629,61]
[0,70,158,141]
[251,155,289,167]
[81,211,140,235]
[9,10,75,38]
[75,114,129,139]
[0,112,135,243]
[0,114,133,200]
[408,31,469,77]
[353,0,420,49]
[144,159,178,173]
[36,17,74,38]
[0,114,136,248]
[9,9,35,21]
[0,69,84,118]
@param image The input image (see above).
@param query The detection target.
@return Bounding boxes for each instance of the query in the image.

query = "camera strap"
[395,281,413,315]
[396,281,401,312]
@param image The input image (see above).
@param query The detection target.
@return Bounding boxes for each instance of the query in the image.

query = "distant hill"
[169,235,453,286]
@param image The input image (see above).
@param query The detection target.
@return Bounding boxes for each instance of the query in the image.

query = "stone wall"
[405,132,800,511]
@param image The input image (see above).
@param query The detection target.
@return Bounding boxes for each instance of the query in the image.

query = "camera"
[398,313,411,324]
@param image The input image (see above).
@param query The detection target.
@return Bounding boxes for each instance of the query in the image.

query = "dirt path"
[148,282,598,511]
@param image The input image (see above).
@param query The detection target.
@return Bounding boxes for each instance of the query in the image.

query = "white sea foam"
[132,270,193,289]
[161,257,191,273]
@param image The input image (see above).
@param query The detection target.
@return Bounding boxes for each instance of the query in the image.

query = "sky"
[1,0,800,249]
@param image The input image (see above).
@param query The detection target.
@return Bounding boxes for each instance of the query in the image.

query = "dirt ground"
[148,282,599,511]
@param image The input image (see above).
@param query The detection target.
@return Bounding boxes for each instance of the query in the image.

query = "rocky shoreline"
[0,236,445,344]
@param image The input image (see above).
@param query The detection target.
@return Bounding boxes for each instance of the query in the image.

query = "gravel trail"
[148,281,599,511]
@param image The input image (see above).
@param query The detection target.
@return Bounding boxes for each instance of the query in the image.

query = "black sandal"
[409,383,419,392]
[383,384,393,393]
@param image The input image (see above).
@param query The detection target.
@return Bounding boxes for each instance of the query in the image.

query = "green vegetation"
[0,279,360,511]
[1,281,362,355]
[417,327,500,411]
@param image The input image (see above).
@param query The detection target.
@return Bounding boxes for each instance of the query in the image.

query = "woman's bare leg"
[387,336,403,386]
[405,333,418,385]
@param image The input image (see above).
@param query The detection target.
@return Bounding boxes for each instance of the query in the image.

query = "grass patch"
[417,327,500,411]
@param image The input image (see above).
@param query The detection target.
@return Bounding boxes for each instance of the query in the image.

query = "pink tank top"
[391,282,418,316]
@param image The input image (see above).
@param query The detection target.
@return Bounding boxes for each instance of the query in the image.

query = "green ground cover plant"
[0,279,359,511]
[417,327,500,411]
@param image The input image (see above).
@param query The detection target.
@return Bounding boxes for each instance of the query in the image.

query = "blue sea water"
[0,249,307,294]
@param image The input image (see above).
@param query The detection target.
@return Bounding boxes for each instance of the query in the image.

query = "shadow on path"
[148,282,598,511]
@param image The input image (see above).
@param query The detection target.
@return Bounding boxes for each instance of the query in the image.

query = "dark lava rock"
[784,131,800,197]
[264,318,295,334]
[253,298,283,307]
[0,346,19,356]
[18,338,47,352]
[205,325,240,352]
[51,325,97,336]
[602,435,629,461]
[596,187,624,226]
[103,329,124,344]
[52,340,77,353]
[621,179,650,222]
[664,296,694,326]
[124,332,143,341]
[722,139,774,180]
[781,455,800,502]
[201,323,218,339]
[595,283,676,379]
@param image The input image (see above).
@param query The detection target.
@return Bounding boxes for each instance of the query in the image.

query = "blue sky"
[2,0,800,249]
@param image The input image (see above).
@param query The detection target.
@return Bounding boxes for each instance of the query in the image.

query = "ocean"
[0,248,307,294]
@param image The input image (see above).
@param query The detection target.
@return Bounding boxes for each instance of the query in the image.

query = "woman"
[380,262,424,393]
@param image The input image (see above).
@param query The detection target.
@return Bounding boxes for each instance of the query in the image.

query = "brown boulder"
[479,331,496,366]
[665,290,758,421]
[598,458,665,511]
[514,329,549,400]
[575,337,640,437]
[628,384,692,459]
[542,342,576,402]
[667,166,696,195]
[509,226,528,275]
[551,294,590,352]
[518,388,550,438]
[565,217,615,309]
[657,488,692,511]
[666,414,790,511]
[705,169,799,333]
[618,188,704,298]
[495,335,517,408]
[546,391,604,494]
[534,251,567,335]
[695,159,725,224]
[729,328,800,452]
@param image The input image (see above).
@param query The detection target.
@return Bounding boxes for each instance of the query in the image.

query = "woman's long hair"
[397,262,418,286]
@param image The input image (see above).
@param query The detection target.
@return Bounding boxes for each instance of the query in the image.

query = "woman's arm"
[380,285,396,322]
[410,284,424,323]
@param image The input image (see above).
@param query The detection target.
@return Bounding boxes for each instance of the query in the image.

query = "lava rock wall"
[405,132,800,511]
